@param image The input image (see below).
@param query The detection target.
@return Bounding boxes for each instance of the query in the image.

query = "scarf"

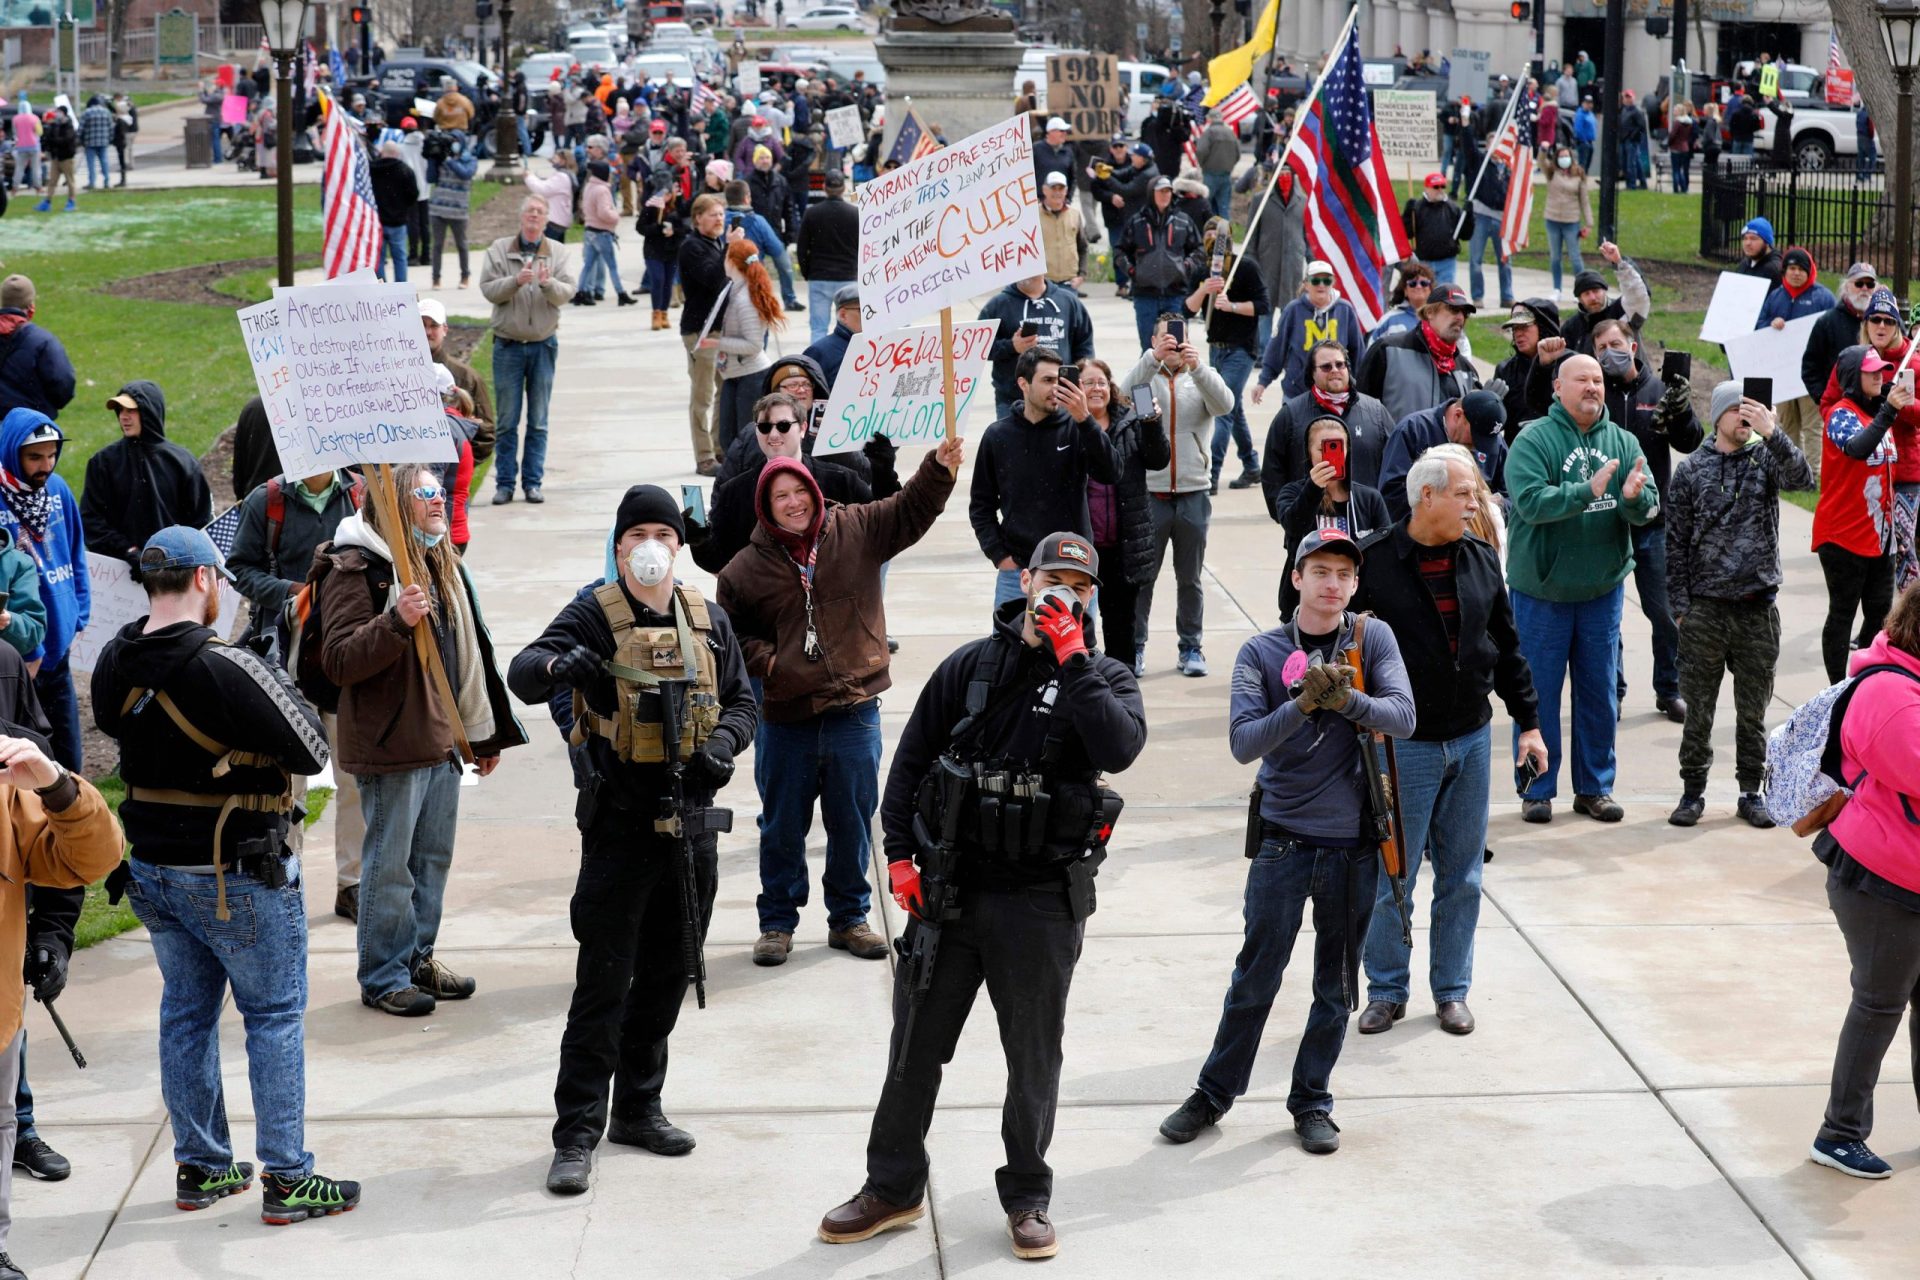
[442,559,495,745]
[0,474,55,542]
[1419,318,1458,374]
[1311,387,1351,415]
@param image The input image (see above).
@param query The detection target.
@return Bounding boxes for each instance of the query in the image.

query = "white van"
[1013,50,1172,134]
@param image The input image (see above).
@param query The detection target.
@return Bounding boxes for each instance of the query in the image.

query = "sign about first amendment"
[1045,53,1123,141]
[1372,89,1437,166]
[856,113,1044,331]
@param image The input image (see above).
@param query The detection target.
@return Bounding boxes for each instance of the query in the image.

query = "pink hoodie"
[1830,631,1920,893]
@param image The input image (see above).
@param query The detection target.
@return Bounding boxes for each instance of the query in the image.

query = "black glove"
[691,737,735,788]
[24,937,69,1002]
[549,644,602,691]
[1654,378,1692,429]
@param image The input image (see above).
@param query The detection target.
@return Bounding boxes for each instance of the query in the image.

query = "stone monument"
[875,0,1027,159]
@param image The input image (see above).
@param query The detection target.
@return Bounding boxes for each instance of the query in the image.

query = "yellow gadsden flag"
[1203,0,1281,107]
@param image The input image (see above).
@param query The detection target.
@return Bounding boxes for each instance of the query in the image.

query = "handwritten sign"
[737,62,761,98]
[1046,53,1123,141]
[69,552,240,675]
[1372,89,1437,165]
[1448,48,1492,104]
[857,114,1043,331]
[826,103,864,149]
[817,322,996,449]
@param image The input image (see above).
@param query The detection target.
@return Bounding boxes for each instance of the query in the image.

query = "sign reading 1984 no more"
[1046,53,1123,141]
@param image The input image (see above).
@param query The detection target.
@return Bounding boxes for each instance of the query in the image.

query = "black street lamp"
[1881,0,1920,301]
[490,0,523,181]
[1209,0,1226,58]
[261,0,311,288]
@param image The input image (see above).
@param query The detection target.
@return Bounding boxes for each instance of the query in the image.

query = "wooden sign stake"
[368,462,475,766]
[940,305,961,441]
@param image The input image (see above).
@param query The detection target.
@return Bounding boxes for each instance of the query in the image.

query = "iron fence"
[1700,159,1917,282]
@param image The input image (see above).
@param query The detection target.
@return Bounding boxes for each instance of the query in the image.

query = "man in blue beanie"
[1737,218,1782,292]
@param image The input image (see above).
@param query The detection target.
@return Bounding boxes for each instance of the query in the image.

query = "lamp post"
[1882,0,1920,302]
[261,0,310,289]
[489,0,522,181]
[1208,0,1226,57]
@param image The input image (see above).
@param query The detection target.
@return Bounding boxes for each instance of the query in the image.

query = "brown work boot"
[752,930,792,966]
[818,1192,924,1243]
[828,920,889,959]
[1008,1208,1059,1259]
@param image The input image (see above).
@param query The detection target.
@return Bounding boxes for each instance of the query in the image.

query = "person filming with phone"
[1273,417,1390,619]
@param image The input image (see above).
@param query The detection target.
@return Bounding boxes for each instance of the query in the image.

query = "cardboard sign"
[1372,89,1437,165]
[816,322,996,450]
[1045,53,1124,141]
[856,114,1043,331]
[825,103,864,149]
[1722,313,1820,404]
[1448,48,1492,104]
[737,62,761,98]
[1698,271,1774,345]
[69,553,240,676]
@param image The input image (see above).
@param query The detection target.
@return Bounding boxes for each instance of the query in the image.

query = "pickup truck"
[1749,100,1862,171]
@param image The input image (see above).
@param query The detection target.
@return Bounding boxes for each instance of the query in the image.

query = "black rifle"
[892,754,973,1083]
[651,677,732,1010]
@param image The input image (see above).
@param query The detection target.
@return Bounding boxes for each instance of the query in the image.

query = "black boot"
[616,291,638,306]
[607,1104,696,1155]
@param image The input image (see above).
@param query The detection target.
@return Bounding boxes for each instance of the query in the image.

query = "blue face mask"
[413,529,444,550]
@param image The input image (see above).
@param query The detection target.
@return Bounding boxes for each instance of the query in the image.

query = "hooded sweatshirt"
[0,408,87,667]
[1666,424,1814,616]
[1827,631,1920,895]
[1263,290,1368,401]
[1505,398,1661,602]
[1819,332,1920,485]
[978,282,1096,405]
[1755,250,1835,328]
[81,381,213,566]
[1814,347,1900,559]
[969,405,1120,566]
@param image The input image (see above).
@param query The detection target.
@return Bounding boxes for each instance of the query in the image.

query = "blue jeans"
[1620,142,1647,189]
[643,257,677,310]
[354,763,462,1000]
[1209,345,1258,483]
[1670,151,1691,194]
[770,243,802,308]
[1196,837,1379,1117]
[12,1037,32,1138]
[1729,140,1754,156]
[1362,727,1490,1005]
[755,701,882,934]
[84,145,109,188]
[33,658,80,771]
[1617,521,1680,703]
[124,858,313,1179]
[1511,585,1624,800]
[577,227,618,296]
[210,127,224,164]
[994,566,1026,613]
[1544,218,1584,292]
[376,224,409,281]
[492,334,558,492]
[1421,256,1458,285]
[1132,294,1178,350]
[1859,132,1880,179]
[1577,140,1596,170]
[808,277,851,343]
[1467,211,1512,305]
[1203,171,1232,219]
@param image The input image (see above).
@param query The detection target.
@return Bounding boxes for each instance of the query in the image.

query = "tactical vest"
[570,582,722,762]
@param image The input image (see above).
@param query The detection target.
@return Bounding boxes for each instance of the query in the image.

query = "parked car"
[520,51,575,85]
[1011,51,1171,134]
[629,53,699,87]
[788,4,864,31]
[818,53,886,89]
[570,43,618,71]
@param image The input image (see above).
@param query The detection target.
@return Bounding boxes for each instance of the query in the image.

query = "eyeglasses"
[778,376,812,389]
[1869,316,1900,325]
[1405,280,1432,288]
[756,418,799,433]
[1307,276,1335,285]
[410,484,445,501]
[1315,360,1348,372]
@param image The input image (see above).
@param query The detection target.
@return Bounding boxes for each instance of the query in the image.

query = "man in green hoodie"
[1505,352,1660,823]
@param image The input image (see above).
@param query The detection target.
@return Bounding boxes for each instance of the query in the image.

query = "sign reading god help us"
[856,114,1044,331]
[816,321,997,449]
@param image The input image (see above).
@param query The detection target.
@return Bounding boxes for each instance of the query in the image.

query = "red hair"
[727,238,786,330]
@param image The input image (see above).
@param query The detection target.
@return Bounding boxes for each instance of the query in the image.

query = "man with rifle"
[507,485,757,1197]
[817,533,1145,1263]
[1159,528,1415,1156]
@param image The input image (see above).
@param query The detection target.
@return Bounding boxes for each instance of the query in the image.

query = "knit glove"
[1654,378,1692,431]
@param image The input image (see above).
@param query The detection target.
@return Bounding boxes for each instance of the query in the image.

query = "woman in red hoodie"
[1813,346,1913,682]
[1812,585,1920,1179]
[1820,287,1920,589]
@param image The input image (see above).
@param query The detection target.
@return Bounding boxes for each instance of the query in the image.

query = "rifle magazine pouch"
[1244,785,1264,859]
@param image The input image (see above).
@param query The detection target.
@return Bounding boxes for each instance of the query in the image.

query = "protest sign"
[1448,48,1492,103]
[816,322,996,450]
[826,103,864,149]
[1372,89,1437,166]
[1722,313,1819,404]
[237,297,309,479]
[1046,53,1124,141]
[69,553,241,675]
[737,62,761,98]
[1699,271,1775,345]
[856,113,1043,332]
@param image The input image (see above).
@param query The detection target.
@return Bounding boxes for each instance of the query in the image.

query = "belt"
[128,786,294,922]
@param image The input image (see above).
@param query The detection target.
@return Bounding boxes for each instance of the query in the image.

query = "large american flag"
[1489,114,1535,257]
[1281,20,1411,330]
[320,93,381,278]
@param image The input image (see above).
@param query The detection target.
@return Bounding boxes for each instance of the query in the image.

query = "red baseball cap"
[1423,172,1446,189]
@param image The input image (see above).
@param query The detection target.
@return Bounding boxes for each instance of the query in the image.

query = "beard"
[203,592,223,627]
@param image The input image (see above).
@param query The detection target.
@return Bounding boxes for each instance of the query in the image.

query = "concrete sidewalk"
[10,233,1917,1279]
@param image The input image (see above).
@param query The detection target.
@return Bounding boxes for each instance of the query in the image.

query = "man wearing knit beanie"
[1738,217,1782,291]
[1663,382,1813,829]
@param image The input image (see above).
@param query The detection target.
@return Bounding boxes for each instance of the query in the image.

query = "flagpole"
[1452,82,1523,241]
[1225,1,1352,292]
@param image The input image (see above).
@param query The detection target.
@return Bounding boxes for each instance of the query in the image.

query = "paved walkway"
[11,235,1918,1279]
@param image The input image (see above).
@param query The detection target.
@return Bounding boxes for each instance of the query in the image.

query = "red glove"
[1032,590,1089,666]
[889,859,926,920]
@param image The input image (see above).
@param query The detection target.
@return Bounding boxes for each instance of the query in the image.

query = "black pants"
[863,883,1083,1213]
[1095,570,1141,671]
[1818,544,1894,684]
[551,803,718,1150]
[1820,865,1920,1144]
[408,200,430,264]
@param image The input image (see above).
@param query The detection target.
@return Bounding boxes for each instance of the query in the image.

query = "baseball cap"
[1499,303,1539,329]
[751,114,767,126]
[1459,390,1507,436]
[1431,282,1476,312]
[1294,527,1362,567]
[1131,142,1153,158]
[106,391,139,412]
[1861,348,1895,374]
[1847,261,1879,284]
[1306,259,1334,278]
[1109,132,1128,146]
[1423,172,1446,189]
[139,526,236,584]
[823,169,846,192]
[1044,170,1067,187]
[650,118,668,132]
[418,297,448,325]
[1151,175,1172,191]
[1029,532,1101,584]
[1045,115,1070,131]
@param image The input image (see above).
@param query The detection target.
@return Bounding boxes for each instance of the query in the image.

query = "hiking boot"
[333,883,358,922]
[828,920,889,959]
[818,1192,924,1244]
[607,1109,695,1156]
[546,1146,592,1194]
[1008,1208,1058,1259]
[1158,1090,1222,1144]
[1521,798,1552,823]
[259,1170,360,1224]
[1657,694,1689,724]
[12,1135,69,1181]
[752,930,792,966]
[411,954,476,1000]
[1294,1110,1341,1154]
[1228,467,1261,489]
[0,1249,25,1280]
[1668,793,1705,827]
[1738,792,1776,829]
[362,986,436,1017]
[1572,793,1623,823]
[1357,1000,1405,1035]
[524,487,545,504]
[176,1160,254,1210]
[1810,1137,1893,1179]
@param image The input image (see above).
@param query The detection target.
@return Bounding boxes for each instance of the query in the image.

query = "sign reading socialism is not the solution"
[817,321,997,450]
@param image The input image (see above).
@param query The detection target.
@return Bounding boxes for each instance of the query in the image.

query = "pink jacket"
[1831,631,1920,893]
[582,176,619,232]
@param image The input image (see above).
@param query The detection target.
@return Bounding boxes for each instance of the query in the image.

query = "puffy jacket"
[1755,261,1835,329]
[1829,632,1920,894]
[1115,350,1233,495]
[1115,203,1203,298]
[1355,323,1479,426]
[1665,429,1814,618]
[0,409,87,667]
[1087,404,1171,586]
[1259,390,1397,515]
[1032,138,1077,192]
[0,311,77,420]
[80,380,214,566]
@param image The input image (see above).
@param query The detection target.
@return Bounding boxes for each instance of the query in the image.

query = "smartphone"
[1742,376,1773,406]
[1165,317,1186,345]
[1130,384,1159,419]
[1322,438,1347,481]
[1209,252,1225,277]
[1902,368,1917,397]
[1661,350,1691,382]
[1017,320,1039,338]
[1059,365,1080,386]
[680,484,708,528]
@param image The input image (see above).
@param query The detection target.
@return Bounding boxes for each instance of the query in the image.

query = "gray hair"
[379,140,402,157]
[520,194,550,216]
[1405,445,1471,510]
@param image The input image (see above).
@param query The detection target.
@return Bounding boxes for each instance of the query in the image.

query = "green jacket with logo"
[1506,400,1660,603]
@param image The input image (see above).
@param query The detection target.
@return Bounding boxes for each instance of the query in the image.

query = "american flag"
[692,79,720,115]
[320,93,381,278]
[887,108,938,166]
[1489,114,1535,257]
[1281,17,1411,330]
[1215,83,1260,130]
[204,505,244,558]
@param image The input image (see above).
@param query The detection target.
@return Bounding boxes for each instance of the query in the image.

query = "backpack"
[1763,664,1920,835]
[288,541,389,715]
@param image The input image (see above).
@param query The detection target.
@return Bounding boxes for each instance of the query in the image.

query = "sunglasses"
[756,418,799,433]
[411,484,445,501]
[1316,361,1349,372]
[1405,279,1433,288]
[1855,279,1879,289]
[1869,315,1900,324]
[1307,276,1335,285]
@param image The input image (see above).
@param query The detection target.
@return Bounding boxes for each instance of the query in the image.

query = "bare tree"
[1831,0,1918,270]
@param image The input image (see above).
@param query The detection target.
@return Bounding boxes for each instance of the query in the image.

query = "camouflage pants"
[1677,598,1781,792]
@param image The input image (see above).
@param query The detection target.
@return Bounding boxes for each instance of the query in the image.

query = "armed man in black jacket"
[80,382,213,567]
[817,534,1145,1263]
[1353,450,1545,1038]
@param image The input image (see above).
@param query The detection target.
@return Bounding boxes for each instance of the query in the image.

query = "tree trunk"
[1831,0,1916,277]
[106,0,128,81]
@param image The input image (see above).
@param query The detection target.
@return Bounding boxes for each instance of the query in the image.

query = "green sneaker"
[175,1161,254,1210]
[260,1170,361,1225]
